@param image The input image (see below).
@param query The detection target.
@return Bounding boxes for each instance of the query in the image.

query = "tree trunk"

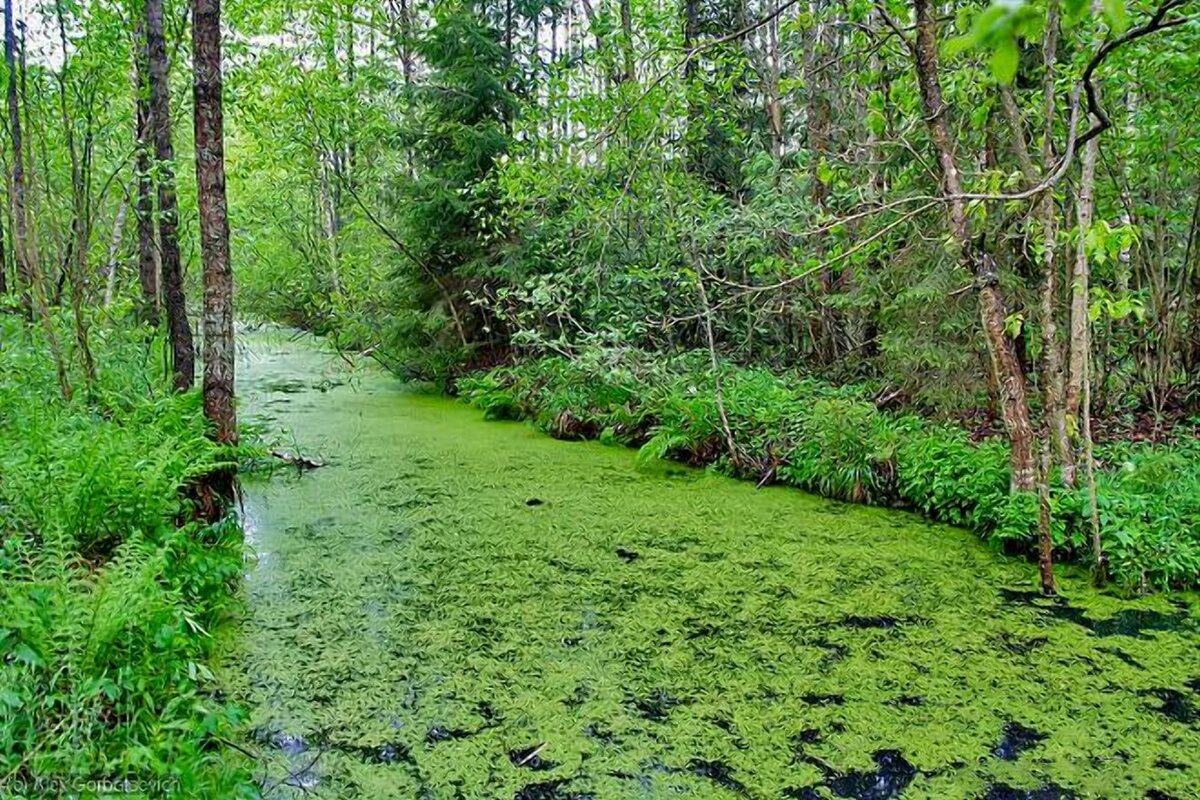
[6,0,31,312]
[103,194,129,308]
[133,20,160,325]
[911,0,1036,492]
[765,0,783,159]
[618,0,636,84]
[1066,130,1099,422]
[193,0,237,457]
[54,0,97,389]
[6,0,70,400]
[147,0,194,390]
[1069,121,1105,582]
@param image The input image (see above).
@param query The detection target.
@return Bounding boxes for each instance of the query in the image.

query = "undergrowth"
[0,317,252,798]
[459,348,1200,591]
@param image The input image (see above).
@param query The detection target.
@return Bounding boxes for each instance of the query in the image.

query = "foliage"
[0,318,251,797]
[460,348,1200,589]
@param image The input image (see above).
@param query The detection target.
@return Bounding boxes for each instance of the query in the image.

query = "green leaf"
[1102,0,1128,33]
[991,38,1019,84]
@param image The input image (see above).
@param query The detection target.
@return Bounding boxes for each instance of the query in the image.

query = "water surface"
[228,328,1200,799]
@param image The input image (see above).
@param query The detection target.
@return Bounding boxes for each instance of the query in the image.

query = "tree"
[133,18,159,326]
[146,0,194,391]
[193,0,237,466]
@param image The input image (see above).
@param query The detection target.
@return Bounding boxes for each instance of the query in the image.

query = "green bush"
[0,319,251,797]
[462,346,1200,590]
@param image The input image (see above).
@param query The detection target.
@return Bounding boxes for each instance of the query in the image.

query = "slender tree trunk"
[54,0,97,389]
[911,0,1036,492]
[765,0,783,160]
[6,0,31,312]
[147,0,194,390]
[618,0,636,84]
[1069,122,1106,582]
[103,194,129,308]
[1066,130,1099,422]
[133,20,160,325]
[6,0,69,400]
[193,0,238,461]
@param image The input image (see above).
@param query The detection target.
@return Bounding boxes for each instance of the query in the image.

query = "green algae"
[225,328,1200,799]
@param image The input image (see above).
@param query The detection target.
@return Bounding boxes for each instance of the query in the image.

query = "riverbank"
[0,318,248,797]
[458,349,1200,591]
[233,328,1200,799]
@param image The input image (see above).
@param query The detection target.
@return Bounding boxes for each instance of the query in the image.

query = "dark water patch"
[360,742,408,765]
[510,744,557,770]
[255,728,310,757]
[425,725,473,744]
[801,692,845,706]
[809,635,850,663]
[563,683,589,707]
[476,701,500,722]
[525,498,544,507]
[629,689,685,721]
[1140,688,1199,724]
[689,759,747,794]
[981,784,1075,800]
[995,632,1048,655]
[792,727,823,747]
[615,547,640,563]
[583,722,616,745]
[888,695,923,707]
[999,589,1191,638]
[999,588,1050,605]
[1153,757,1190,771]
[992,721,1047,760]
[514,779,593,800]
[1097,646,1145,669]
[711,717,737,735]
[1055,606,1190,638]
[263,378,308,394]
[1146,790,1181,799]
[788,749,917,799]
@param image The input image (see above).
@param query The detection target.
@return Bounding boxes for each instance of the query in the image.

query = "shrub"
[0,318,250,796]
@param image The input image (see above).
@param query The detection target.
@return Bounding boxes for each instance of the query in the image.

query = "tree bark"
[103,194,129,308]
[911,0,1036,492]
[6,0,70,400]
[6,0,31,312]
[1068,119,1105,582]
[193,0,237,458]
[134,19,160,325]
[53,0,97,389]
[618,0,636,84]
[147,0,194,390]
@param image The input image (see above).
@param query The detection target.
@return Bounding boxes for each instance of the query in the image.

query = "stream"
[227,327,1200,800]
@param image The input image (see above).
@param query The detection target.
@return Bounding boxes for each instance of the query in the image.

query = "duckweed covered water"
[228,329,1200,799]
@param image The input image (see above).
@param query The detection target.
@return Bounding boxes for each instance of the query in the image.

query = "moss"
[226,330,1200,799]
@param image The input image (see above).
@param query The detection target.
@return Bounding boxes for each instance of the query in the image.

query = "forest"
[1,0,1199,796]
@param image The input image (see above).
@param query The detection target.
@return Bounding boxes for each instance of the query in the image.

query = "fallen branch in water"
[271,450,325,470]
